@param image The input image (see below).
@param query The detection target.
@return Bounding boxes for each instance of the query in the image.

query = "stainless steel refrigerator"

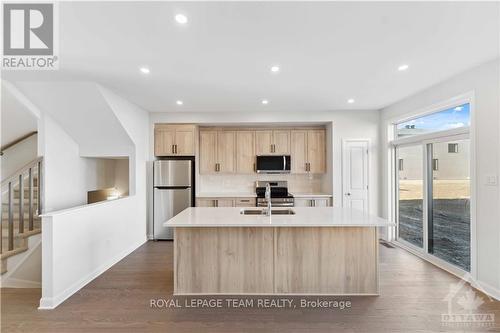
[153,159,194,240]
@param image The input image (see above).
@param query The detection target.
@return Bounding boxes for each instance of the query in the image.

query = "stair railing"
[1,157,43,253]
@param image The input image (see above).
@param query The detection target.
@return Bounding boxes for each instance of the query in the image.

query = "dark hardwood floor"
[2,241,500,332]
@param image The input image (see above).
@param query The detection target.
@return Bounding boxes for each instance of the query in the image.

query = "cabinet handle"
[175,144,178,154]
[215,200,218,207]
[253,163,256,172]
[172,145,175,154]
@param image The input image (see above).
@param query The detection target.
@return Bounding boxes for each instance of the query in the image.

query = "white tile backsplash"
[199,173,326,194]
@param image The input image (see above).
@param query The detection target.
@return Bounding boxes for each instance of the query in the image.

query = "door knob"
[345,193,351,196]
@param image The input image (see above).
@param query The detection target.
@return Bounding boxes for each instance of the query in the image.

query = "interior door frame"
[341,138,370,214]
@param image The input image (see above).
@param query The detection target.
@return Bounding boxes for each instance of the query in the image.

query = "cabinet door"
[154,128,175,156]
[290,130,308,173]
[236,131,255,173]
[307,130,326,173]
[313,198,330,207]
[255,131,273,155]
[175,126,195,155]
[216,199,234,207]
[294,198,312,207]
[217,131,236,173]
[197,198,216,207]
[199,131,217,174]
[273,130,290,154]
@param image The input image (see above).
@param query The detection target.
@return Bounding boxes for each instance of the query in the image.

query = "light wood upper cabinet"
[154,124,196,156]
[255,130,290,155]
[273,130,290,154]
[175,127,195,155]
[155,127,175,156]
[307,130,326,173]
[199,131,217,174]
[255,131,273,155]
[290,130,308,173]
[217,131,236,173]
[290,129,326,174]
[199,130,236,174]
[199,127,325,175]
[236,131,256,173]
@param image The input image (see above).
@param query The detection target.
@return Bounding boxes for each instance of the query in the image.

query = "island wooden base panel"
[174,227,378,295]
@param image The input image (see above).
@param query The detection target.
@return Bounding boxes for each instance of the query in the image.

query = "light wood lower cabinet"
[196,197,255,207]
[174,226,378,295]
[294,197,331,207]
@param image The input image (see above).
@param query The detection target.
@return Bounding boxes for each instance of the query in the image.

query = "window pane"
[396,103,470,138]
[429,139,470,271]
[397,145,424,248]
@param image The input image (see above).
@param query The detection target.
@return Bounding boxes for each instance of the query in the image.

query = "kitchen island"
[164,207,394,296]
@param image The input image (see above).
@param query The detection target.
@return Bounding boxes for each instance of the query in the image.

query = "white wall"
[40,87,149,309]
[149,110,380,236]
[379,59,500,297]
[39,115,91,211]
[1,134,38,182]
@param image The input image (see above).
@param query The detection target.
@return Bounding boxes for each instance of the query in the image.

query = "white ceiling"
[3,1,499,112]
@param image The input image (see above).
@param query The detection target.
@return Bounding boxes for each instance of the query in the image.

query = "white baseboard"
[471,280,500,301]
[392,240,500,301]
[39,237,147,310]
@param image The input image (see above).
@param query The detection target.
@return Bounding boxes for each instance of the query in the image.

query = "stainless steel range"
[255,181,294,207]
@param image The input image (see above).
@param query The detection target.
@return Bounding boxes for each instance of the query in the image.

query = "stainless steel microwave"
[256,155,291,174]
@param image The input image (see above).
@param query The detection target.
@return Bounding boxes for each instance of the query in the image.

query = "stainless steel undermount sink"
[240,209,295,215]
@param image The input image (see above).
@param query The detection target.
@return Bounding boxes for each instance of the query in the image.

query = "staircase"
[1,158,42,276]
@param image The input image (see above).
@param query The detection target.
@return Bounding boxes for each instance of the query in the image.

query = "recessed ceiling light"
[175,14,188,24]
[139,67,150,74]
[261,100,269,105]
[347,98,355,104]
[176,100,183,105]
[270,65,280,73]
[398,64,409,71]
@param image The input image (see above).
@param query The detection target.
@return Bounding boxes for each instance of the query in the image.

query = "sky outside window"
[396,103,470,137]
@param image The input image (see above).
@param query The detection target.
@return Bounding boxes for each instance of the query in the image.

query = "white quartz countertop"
[197,192,257,198]
[289,192,332,198]
[164,207,394,227]
[197,192,332,198]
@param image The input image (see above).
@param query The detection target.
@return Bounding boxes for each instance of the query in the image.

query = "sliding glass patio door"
[428,139,470,271]
[397,145,424,248]
[395,138,471,272]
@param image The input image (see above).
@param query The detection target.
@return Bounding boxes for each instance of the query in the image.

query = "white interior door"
[342,140,369,213]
